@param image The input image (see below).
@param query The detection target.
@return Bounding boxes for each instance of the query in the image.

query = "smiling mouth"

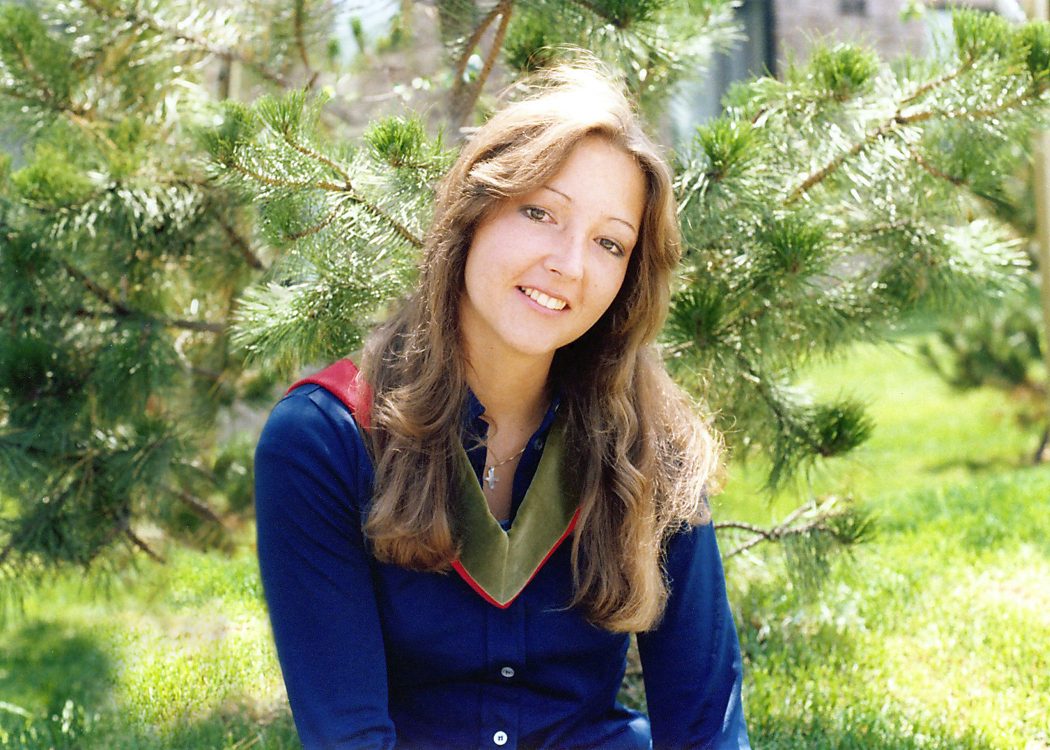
[519,286,568,311]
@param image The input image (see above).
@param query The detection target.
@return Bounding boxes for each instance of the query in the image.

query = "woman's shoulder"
[257,382,373,489]
[254,382,376,570]
[264,380,363,435]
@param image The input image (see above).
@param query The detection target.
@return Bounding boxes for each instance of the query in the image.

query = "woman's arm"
[255,386,396,749]
[636,520,750,750]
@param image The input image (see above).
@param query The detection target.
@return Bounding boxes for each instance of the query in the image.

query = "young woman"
[255,64,750,749]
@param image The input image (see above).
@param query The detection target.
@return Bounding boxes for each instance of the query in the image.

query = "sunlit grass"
[715,337,1042,524]
[716,336,1050,749]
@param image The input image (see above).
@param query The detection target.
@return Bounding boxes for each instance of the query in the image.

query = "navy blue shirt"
[255,384,750,749]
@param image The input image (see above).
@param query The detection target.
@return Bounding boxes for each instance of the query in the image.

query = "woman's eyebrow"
[540,184,572,202]
[539,184,638,234]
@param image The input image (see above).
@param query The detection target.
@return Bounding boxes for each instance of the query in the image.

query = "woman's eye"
[522,206,550,222]
[598,237,625,256]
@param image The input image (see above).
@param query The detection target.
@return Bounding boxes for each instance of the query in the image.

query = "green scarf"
[451,417,580,608]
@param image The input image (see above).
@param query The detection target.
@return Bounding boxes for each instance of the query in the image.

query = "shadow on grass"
[745,630,857,680]
[925,455,1022,475]
[0,619,113,713]
[750,711,997,750]
[0,619,297,749]
[0,619,115,748]
[734,572,868,681]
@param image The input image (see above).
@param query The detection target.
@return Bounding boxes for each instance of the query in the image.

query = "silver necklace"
[482,444,527,490]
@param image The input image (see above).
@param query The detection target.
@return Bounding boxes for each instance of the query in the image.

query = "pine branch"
[2,75,123,157]
[61,260,132,317]
[6,31,82,115]
[224,160,423,248]
[730,351,838,484]
[451,1,508,87]
[450,0,514,130]
[125,528,165,562]
[0,86,38,105]
[717,494,870,561]
[213,211,267,271]
[277,129,353,186]
[954,88,1043,121]
[787,118,901,204]
[293,0,319,89]
[166,484,226,527]
[786,64,1038,204]
[0,79,119,156]
[166,318,225,333]
[3,306,222,334]
[60,260,225,333]
[563,0,670,30]
[717,503,811,559]
[0,450,90,567]
[82,19,141,80]
[479,3,514,94]
[0,84,87,119]
[565,0,606,18]
[79,0,296,89]
[737,359,790,425]
[173,459,219,486]
[848,216,927,242]
[908,145,966,187]
[358,201,424,249]
[225,158,346,192]
[285,209,339,240]
[899,58,973,108]
[79,0,225,55]
[0,80,95,125]
[65,111,121,154]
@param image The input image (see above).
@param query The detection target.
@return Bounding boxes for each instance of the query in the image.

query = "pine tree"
[912,43,1050,461]
[2,1,1048,584]
[669,13,1046,484]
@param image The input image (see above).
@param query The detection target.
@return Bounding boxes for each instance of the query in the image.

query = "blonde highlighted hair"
[361,62,721,632]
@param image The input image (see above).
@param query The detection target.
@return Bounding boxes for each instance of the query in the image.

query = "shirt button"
[500,666,515,678]
[532,438,544,450]
[493,730,508,746]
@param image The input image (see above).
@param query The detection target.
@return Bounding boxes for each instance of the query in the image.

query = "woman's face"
[459,136,646,372]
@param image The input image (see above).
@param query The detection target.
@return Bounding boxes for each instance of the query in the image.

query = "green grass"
[2,335,1048,748]
[0,549,297,748]
[716,338,1050,750]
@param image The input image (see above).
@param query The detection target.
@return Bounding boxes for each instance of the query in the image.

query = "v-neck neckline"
[450,416,580,608]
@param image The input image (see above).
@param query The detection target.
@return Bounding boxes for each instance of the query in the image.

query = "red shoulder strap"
[286,358,373,429]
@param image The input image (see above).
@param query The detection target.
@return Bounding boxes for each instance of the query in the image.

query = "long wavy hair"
[360,63,721,633]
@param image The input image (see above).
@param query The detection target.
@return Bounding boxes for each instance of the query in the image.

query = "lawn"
[717,337,1050,750]
[1,333,1048,749]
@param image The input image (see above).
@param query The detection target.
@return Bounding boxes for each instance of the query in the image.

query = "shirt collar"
[462,389,562,441]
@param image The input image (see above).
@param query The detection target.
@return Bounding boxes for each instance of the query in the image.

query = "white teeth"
[520,287,567,311]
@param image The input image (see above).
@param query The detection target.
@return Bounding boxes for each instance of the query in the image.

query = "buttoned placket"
[464,390,560,748]
[479,593,526,749]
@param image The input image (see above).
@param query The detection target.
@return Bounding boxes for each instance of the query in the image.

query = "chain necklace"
[482,443,528,490]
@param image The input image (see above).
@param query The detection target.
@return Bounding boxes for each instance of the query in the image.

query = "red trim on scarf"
[286,358,372,429]
[450,508,581,608]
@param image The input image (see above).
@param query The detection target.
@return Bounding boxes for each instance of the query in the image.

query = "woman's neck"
[464,354,551,430]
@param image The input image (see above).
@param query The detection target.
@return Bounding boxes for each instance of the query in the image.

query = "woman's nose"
[543,232,585,279]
